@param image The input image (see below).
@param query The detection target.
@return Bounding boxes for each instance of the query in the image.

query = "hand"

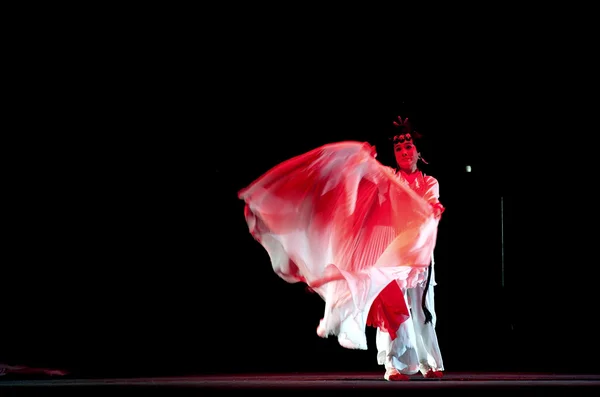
[431,203,445,219]
[363,143,377,158]
[370,145,377,158]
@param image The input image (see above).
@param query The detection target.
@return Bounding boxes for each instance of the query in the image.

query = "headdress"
[390,116,426,163]
[390,116,422,144]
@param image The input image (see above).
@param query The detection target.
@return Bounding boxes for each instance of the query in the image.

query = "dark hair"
[388,115,432,164]
[390,116,423,144]
[390,115,435,324]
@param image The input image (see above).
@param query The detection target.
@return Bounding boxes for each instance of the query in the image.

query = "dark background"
[3,16,598,379]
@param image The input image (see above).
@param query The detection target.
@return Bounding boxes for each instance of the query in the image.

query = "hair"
[390,115,435,324]
[391,116,422,142]
[388,115,431,166]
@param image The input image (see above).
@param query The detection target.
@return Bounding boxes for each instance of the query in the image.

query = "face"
[394,141,419,172]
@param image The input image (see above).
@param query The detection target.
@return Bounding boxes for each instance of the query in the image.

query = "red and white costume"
[239,141,441,358]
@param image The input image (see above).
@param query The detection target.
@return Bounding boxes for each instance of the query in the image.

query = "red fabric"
[367,281,410,340]
[238,141,437,348]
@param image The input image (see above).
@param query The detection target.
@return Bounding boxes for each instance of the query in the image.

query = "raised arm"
[423,176,445,218]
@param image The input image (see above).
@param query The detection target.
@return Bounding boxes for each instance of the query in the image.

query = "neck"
[399,166,419,176]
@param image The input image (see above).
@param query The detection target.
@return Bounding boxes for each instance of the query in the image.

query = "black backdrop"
[3,37,598,377]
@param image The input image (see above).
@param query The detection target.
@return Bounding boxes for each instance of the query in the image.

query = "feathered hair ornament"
[391,116,422,144]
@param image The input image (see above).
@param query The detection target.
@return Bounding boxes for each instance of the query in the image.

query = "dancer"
[370,116,444,381]
[238,116,443,381]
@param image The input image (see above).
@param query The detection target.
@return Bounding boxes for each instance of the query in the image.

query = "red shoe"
[384,368,410,381]
[423,369,443,379]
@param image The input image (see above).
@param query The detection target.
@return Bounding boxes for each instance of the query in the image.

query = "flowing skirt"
[238,141,439,349]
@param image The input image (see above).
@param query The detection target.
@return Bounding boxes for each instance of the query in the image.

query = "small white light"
[465,165,472,173]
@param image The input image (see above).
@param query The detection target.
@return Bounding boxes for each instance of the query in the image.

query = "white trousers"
[376,280,444,375]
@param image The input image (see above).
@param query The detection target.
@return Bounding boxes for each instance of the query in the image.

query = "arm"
[423,176,445,219]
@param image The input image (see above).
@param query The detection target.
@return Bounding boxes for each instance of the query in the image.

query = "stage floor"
[2,372,600,395]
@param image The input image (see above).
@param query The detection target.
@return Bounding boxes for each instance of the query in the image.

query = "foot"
[423,369,443,379]
[316,319,326,337]
[384,368,410,381]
